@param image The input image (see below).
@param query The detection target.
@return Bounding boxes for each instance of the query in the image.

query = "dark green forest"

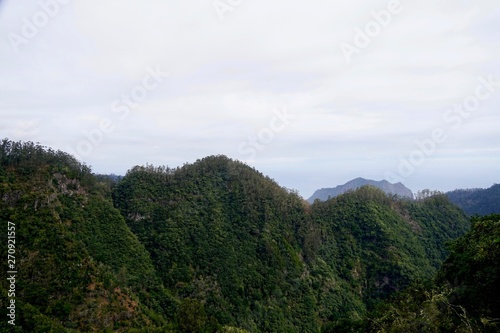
[447,185,500,216]
[0,139,498,332]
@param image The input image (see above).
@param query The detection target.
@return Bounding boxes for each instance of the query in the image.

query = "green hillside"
[0,139,173,332]
[0,139,476,332]
[113,156,322,332]
[113,156,470,331]
[447,185,500,216]
[366,214,500,333]
[307,187,469,315]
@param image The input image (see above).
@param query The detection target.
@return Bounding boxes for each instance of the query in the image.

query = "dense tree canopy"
[447,185,500,216]
[0,139,488,332]
[365,214,500,333]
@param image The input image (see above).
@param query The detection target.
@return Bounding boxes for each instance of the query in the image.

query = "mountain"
[113,157,323,332]
[307,177,414,203]
[446,184,500,216]
[0,139,474,332]
[0,139,174,332]
[113,158,468,331]
[363,214,500,333]
[437,214,500,324]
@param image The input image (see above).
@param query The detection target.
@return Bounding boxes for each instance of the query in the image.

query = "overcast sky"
[1,0,499,198]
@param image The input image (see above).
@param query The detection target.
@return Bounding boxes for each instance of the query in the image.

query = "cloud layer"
[1,0,499,196]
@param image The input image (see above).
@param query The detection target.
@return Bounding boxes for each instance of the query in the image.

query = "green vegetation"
[113,157,319,332]
[447,185,500,216]
[363,214,500,332]
[1,139,494,332]
[438,214,500,326]
[0,139,173,332]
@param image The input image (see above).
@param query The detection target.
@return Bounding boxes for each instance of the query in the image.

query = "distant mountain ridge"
[446,184,500,216]
[308,177,414,203]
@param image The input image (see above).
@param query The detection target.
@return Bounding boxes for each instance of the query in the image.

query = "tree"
[177,298,207,333]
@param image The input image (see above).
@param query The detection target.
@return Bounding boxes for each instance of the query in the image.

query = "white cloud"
[0,0,499,197]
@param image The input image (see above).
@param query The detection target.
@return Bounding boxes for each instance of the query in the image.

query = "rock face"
[308,177,414,203]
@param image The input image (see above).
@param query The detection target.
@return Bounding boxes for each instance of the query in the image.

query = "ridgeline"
[1,139,497,332]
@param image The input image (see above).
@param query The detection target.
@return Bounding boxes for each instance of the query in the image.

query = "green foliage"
[0,139,171,331]
[0,139,481,332]
[308,187,469,307]
[404,194,471,269]
[447,185,500,216]
[220,327,250,333]
[367,285,478,333]
[365,214,500,333]
[114,156,319,332]
[437,214,500,322]
[114,161,469,331]
[177,298,207,333]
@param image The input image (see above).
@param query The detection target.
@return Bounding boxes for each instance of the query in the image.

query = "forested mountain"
[308,178,413,203]
[437,214,500,326]
[0,139,174,332]
[113,157,318,332]
[308,188,469,306]
[446,184,500,216]
[364,214,500,333]
[1,139,493,332]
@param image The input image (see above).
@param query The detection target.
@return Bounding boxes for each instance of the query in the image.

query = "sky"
[1,0,499,198]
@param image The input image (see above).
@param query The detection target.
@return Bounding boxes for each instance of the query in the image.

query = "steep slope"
[307,187,469,308]
[446,184,500,216]
[0,139,473,332]
[365,214,500,333]
[0,140,172,332]
[404,194,472,269]
[437,214,500,325]
[114,157,469,332]
[308,177,413,203]
[113,156,343,332]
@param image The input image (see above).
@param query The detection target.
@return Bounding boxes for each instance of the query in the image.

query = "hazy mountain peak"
[308,177,413,203]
